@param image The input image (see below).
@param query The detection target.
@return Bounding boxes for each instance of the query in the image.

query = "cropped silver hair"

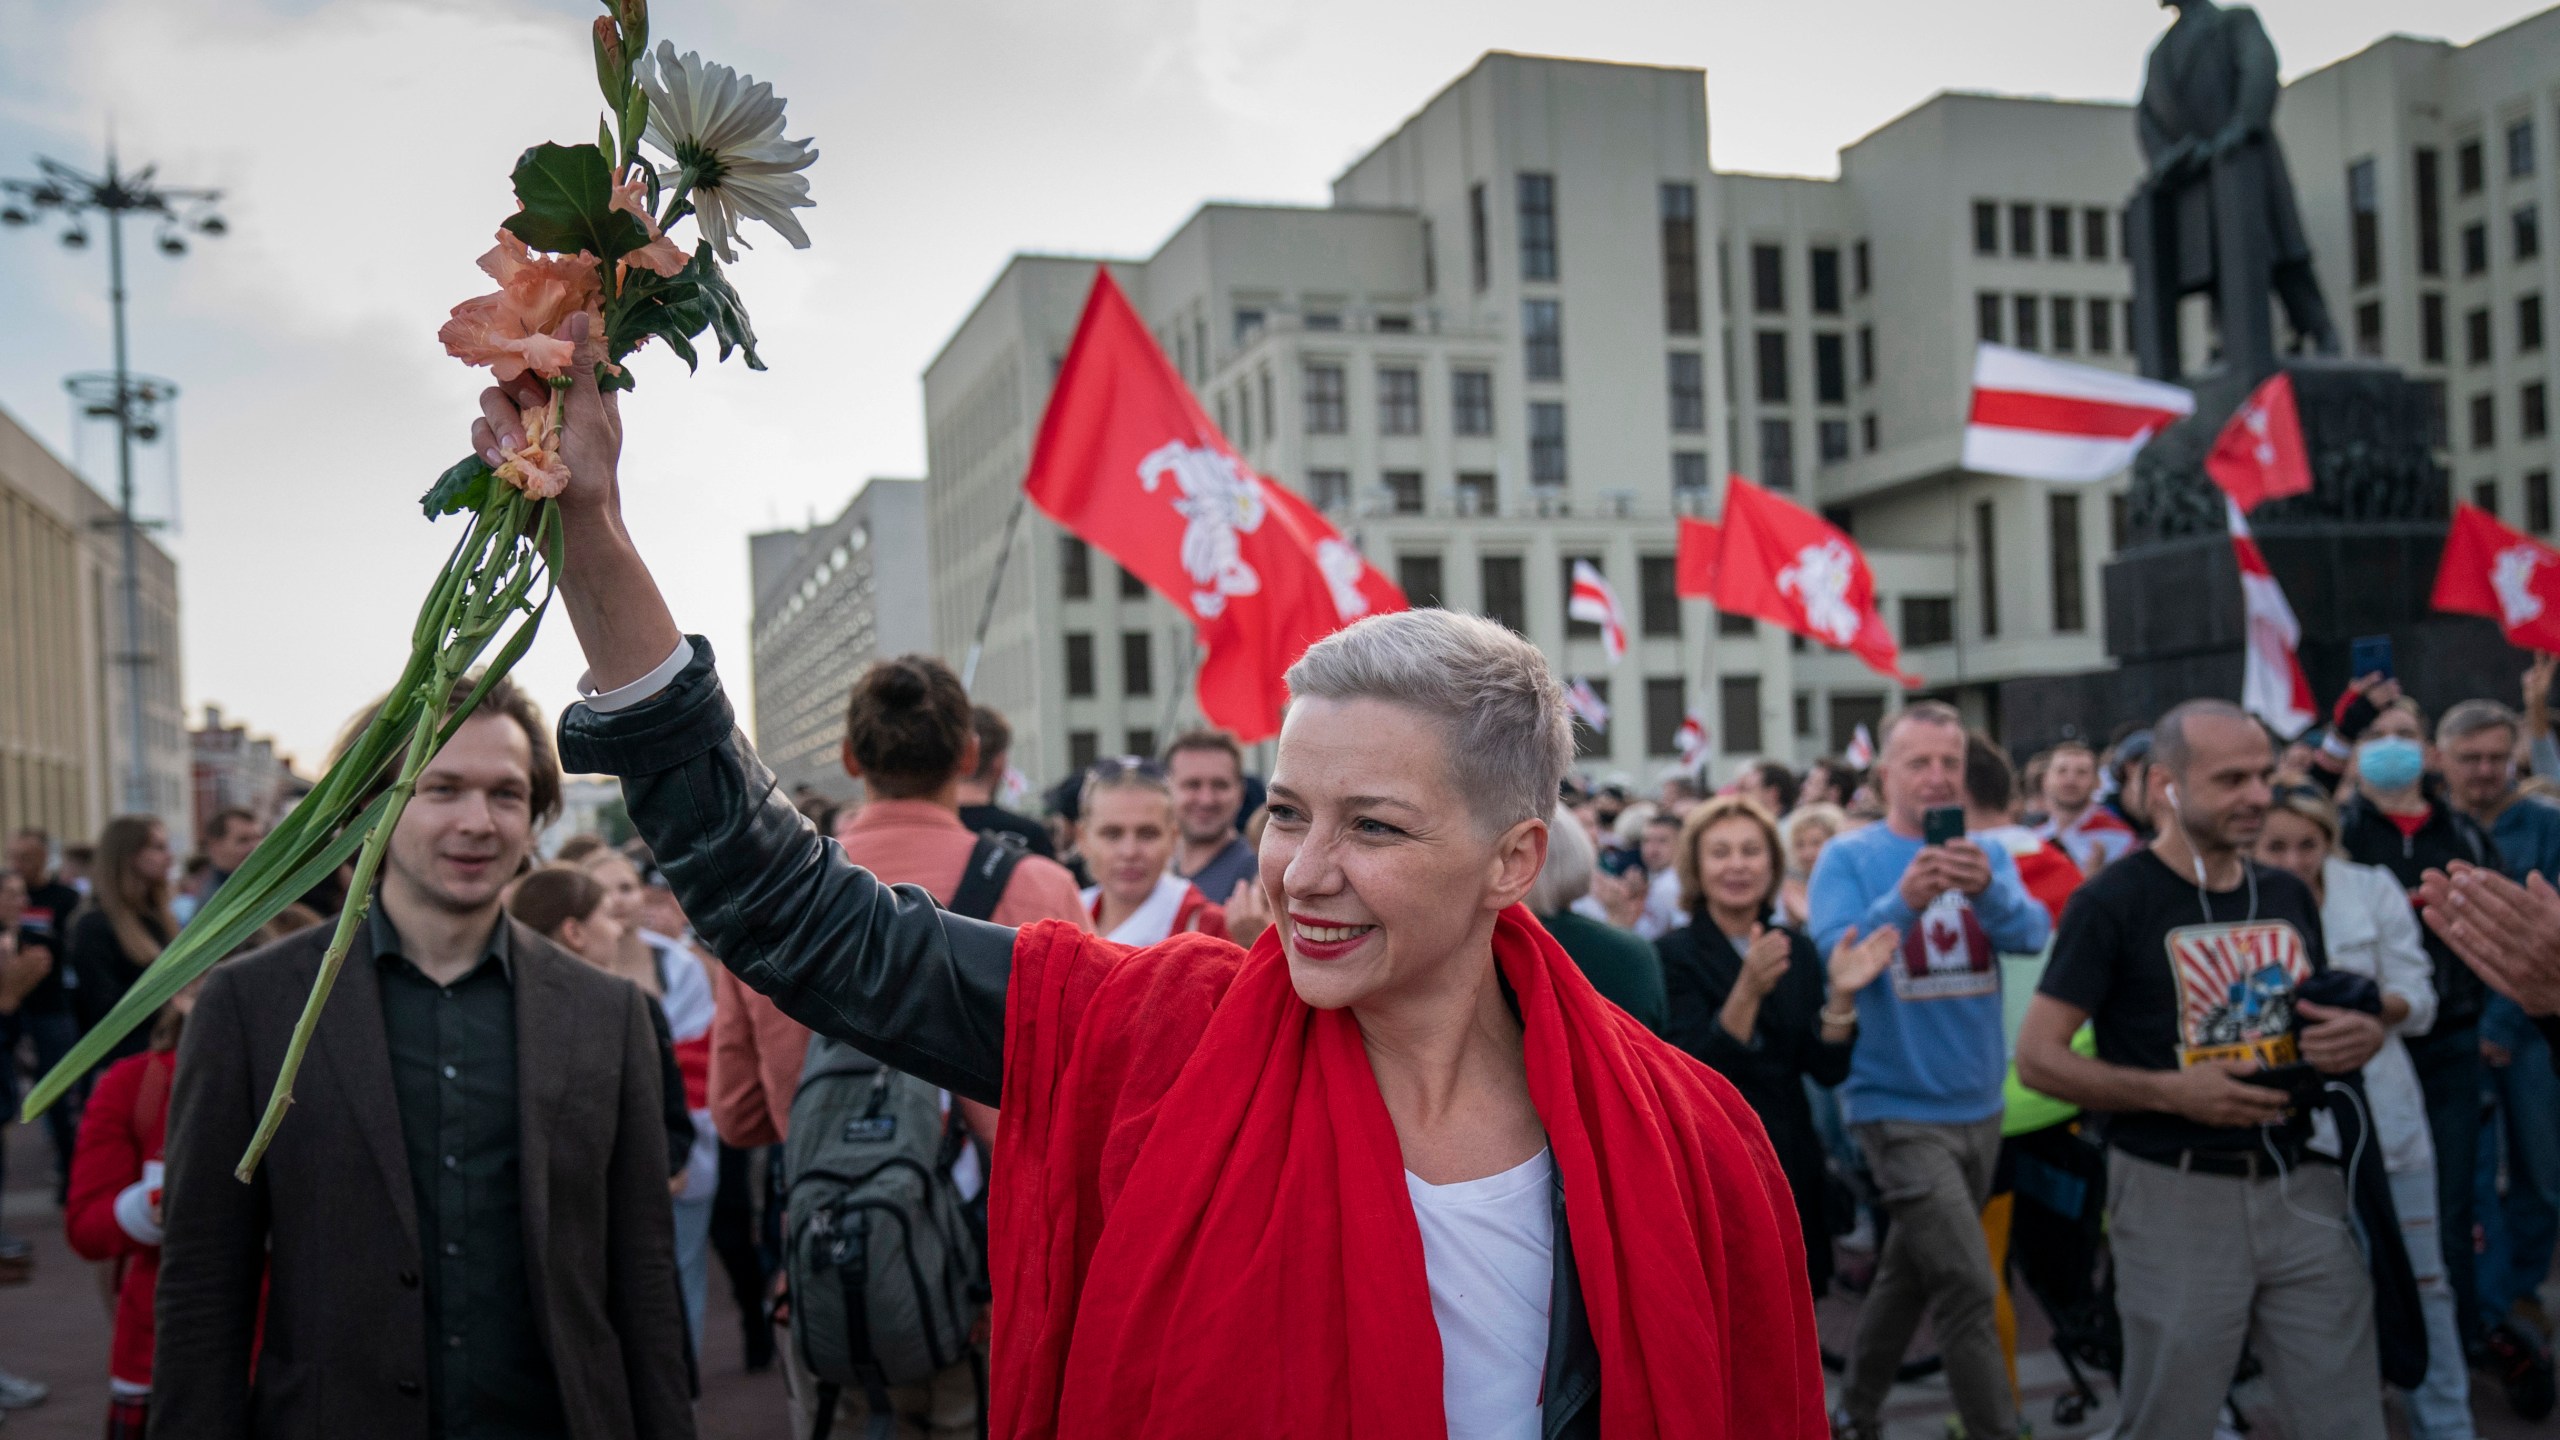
[1285,608,1572,832]
[1525,801,1596,915]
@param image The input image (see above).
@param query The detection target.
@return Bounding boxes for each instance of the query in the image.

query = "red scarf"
[990,906,1825,1438]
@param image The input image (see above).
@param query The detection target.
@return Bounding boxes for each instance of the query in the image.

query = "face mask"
[2357,736,2426,792]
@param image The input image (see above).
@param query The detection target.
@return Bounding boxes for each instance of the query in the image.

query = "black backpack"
[785,834,1018,1440]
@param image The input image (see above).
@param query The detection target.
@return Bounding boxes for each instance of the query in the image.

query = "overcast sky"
[0,0,2545,768]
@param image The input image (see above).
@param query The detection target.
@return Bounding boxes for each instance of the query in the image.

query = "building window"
[2355,301,2383,358]
[1421,217,1436,293]
[1814,332,1847,404]
[1118,563,1146,600]
[2013,294,2041,351]
[1397,552,1444,608]
[2472,392,2497,450]
[1759,417,1796,490]
[2415,147,2444,277]
[1811,247,1842,314]
[1668,352,1707,432]
[1303,364,1346,432]
[1457,471,1497,516]
[1119,727,1152,761]
[1977,290,2004,344]
[2524,294,2546,353]
[2047,205,2074,259]
[2478,480,2503,516]
[1572,677,1611,759]
[1854,239,1872,294]
[2422,294,2448,363]
[1067,730,1100,771]
[1524,299,1564,380]
[1862,413,1879,452]
[1518,171,1558,280]
[1818,419,1851,462]
[1562,555,1604,637]
[1975,500,2000,639]
[2051,296,2078,354]
[1857,325,1876,385]
[1901,595,1954,648]
[1384,470,1424,515]
[1644,678,1686,758]
[1452,369,1495,434]
[2512,118,2538,178]
[2460,137,2486,195]
[1752,243,1786,313]
[1060,534,1091,600]
[2469,307,2493,366]
[2528,382,2550,440]
[1480,554,1526,632]
[1720,676,1763,755]
[1309,468,1351,513]
[1260,367,1274,436]
[1640,555,1681,638]
[1529,403,1568,485]
[2519,206,2543,262]
[1661,182,1701,335]
[1234,308,1266,347]
[1376,313,1412,334]
[2465,222,2490,277]
[1972,200,1999,256]
[1305,310,1342,332]
[2003,202,2032,257]
[2084,206,2111,261]
[1065,633,1096,697]
[1672,452,1710,502]
[1755,330,1790,403]
[1718,611,1756,637]
[2049,493,2085,633]
[2349,158,2380,288]
[1119,631,1153,696]
[1468,182,1489,292]
[2088,296,2114,354]
[2531,471,2554,534]
[1378,366,1421,435]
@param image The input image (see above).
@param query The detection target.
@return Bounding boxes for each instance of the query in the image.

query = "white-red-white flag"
[1675,712,1710,768]
[1567,559,1629,665]
[1963,343,2196,483]
[1844,724,1876,770]
[1566,678,1611,733]
[2228,498,2316,737]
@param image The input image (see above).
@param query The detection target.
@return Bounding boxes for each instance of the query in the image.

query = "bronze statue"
[2128,0,2340,384]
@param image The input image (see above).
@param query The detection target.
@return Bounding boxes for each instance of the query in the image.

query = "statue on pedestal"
[2128,0,2340,384]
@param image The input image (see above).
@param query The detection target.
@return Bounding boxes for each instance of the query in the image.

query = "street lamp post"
[4,150,225,817]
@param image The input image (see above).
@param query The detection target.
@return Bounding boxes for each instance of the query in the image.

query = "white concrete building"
[747,478,932,804]
[927,26,2554,788]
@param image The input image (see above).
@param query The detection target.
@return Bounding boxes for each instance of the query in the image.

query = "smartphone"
[2350,633,2394,682]
[1922,805,1965,847]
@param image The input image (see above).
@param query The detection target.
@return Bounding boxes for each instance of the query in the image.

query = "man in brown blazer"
[154,677,693,1440]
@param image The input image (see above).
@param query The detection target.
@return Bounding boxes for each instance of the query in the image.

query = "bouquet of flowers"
[18,0,815,1178]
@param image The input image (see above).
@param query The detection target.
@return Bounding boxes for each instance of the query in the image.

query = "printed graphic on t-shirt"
[1890,891,1997,1001]
[2168,920,2309,1068]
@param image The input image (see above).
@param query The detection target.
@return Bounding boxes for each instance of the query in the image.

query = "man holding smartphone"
[1809,701,2050,1440]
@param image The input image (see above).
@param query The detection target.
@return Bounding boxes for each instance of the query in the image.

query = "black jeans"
[2407,1024,2484,1349]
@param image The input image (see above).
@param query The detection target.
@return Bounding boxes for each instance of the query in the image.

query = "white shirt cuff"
[578,637,695,715]
[114,1180,164,1246]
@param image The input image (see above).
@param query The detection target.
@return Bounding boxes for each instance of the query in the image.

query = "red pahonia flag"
[2227,499,2316,737]
[2205,371,2313,512]
[1844,724,1876,769]
[2433,503,2560,653]
[1674,713,1710,768]
[1567,560,1629,665]
[1023,269,1405,740]
[1565,679,1611,733]
[1962,343,2196,483]
[1711,477,1920,687]
[1674,517,1722,597]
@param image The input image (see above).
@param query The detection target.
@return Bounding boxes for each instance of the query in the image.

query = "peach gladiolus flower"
[439,232,603,383]
[611,172,691,280]
[494,397,571,499]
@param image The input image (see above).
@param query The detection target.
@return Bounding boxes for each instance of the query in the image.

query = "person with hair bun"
[1077,759,1229,946]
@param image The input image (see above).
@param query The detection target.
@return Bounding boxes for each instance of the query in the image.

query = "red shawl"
[989,905,1825,1438]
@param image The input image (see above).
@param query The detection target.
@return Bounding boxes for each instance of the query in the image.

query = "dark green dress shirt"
[371,906,568,1439]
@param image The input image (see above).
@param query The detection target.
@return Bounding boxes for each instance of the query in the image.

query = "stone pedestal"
[1997,358,2518,750]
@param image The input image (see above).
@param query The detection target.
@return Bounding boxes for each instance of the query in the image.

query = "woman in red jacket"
[65,981,193,1438]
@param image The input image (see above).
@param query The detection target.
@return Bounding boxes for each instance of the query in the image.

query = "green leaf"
[604,264,711,372]
[689,245,765,371]
[500,142,650,261]
[420,453,495,518]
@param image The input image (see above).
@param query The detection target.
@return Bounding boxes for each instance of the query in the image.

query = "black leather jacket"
[558,638,1599,1438]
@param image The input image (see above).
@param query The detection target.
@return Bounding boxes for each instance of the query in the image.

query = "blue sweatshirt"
[2493,792,2560,885]
[1808,823,2052,1126]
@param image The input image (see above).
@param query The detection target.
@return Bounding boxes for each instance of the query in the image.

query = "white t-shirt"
[1406,1148,1556,1440]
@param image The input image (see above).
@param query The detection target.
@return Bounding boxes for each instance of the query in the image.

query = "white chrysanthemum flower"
[640,41,817,263]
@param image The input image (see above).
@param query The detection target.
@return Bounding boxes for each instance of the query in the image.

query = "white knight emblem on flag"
[1138,440,1266,618]
[1777,539,1864,645]
[2495,543,2547,630]
[1314,539,1372,622]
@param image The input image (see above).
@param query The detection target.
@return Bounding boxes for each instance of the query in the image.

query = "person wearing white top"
[2256,790,2474,1440]
[1078,760,1231,947]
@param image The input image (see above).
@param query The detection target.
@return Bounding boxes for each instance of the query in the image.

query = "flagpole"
[962,492,1033,694]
